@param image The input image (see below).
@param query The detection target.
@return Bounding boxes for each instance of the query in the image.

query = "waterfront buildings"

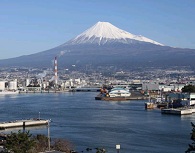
[0,66,194,93]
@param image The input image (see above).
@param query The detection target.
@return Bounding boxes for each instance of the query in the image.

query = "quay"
[161,107,195,115]
[0,119,49,130]
[95,95,147,101]
[95,90,148,101]
[19,90,69,94]
[72,87,100,92]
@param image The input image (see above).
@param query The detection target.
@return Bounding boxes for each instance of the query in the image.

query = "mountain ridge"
[0,21,195,70]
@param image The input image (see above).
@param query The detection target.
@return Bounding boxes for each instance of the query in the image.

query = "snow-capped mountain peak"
[76,21,135,39]
[67,21,163,46]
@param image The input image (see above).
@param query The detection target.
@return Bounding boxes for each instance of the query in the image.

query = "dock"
[95,96,147,101]
[0,119,49,130]
[19,90,69,93]
[161,107,195,115]
[95,91,148,101]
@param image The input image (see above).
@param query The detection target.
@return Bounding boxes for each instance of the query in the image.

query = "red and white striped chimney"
[54,56,58,85]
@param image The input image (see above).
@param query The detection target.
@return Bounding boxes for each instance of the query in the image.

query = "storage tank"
[42,83,47,89]
[26,79,30,87]
[8,80,17,90]
[0,81,6,90]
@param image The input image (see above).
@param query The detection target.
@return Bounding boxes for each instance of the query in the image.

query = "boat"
[145,96,157,109]
[0,90,19,95]
[145,102,157,109]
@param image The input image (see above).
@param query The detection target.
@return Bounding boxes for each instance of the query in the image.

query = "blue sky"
[0,0,195,59]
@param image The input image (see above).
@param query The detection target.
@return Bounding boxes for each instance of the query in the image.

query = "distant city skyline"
[0,0,195,59]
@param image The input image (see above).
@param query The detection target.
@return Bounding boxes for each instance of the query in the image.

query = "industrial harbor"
[0,60,195,114]
[0,60,195,152]
[1,0,195,152]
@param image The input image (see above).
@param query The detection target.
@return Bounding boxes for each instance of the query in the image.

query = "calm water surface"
[0,92,194,153]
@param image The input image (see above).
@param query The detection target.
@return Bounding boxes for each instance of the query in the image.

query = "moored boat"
[145,102,157,109]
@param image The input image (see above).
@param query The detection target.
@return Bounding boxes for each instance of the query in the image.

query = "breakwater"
[0,119,49,130]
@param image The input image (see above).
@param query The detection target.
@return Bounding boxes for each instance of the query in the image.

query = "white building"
[181,93,195,106]
[142,81,159,91]
[167,92,195,106]
[109,88,131,97]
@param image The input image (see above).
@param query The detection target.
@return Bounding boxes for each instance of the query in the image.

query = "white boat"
[0,90,19,95]
[108,87,131,97]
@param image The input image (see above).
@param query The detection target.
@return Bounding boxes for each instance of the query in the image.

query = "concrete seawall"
[161,107,195,115]
[0,119,49,130]
[19,90,69,93]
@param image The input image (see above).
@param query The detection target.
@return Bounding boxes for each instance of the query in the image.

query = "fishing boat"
[145,102,157,109]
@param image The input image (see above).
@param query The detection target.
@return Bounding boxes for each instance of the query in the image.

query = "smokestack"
[54,57,58,85]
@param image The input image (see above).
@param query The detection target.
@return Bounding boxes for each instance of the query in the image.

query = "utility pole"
[47,120,50,151]
[39,112,40,120]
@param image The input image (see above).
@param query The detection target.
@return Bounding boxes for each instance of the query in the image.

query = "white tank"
[8,81,17,90]
[26,79,30,87]
[0,81,5,90]
[43,83,47,89]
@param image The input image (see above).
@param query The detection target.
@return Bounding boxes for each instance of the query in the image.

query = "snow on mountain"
[66,21,164,46]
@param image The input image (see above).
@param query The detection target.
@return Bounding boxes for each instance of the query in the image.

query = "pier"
[0,119,49,130]
[161,107,195,115]
[19,90,69,94]
[95,90,148,101]
[95,95,147,101]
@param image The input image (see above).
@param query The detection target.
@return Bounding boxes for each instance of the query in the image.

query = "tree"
[186,122,195,153]
[32,134,48,152]
[4,131,74,153]
[32,135,73,153]
[5,130,35,153]
[52,138,73,152]
[182,85,195,93]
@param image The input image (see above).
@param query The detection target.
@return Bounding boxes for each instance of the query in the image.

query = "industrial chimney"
[54,57,58,85]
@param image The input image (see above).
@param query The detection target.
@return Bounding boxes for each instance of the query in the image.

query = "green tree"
[5,130,35,153]
[182,85,195,93]
[186,122,195,153]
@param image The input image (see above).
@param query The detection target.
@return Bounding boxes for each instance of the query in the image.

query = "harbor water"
[0,92,194,153]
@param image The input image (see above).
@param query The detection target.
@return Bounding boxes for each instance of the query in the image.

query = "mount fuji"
[0,21,195,70]
[65,21,163,46]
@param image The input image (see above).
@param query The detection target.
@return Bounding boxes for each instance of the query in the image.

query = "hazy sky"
[0,0,195,59]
